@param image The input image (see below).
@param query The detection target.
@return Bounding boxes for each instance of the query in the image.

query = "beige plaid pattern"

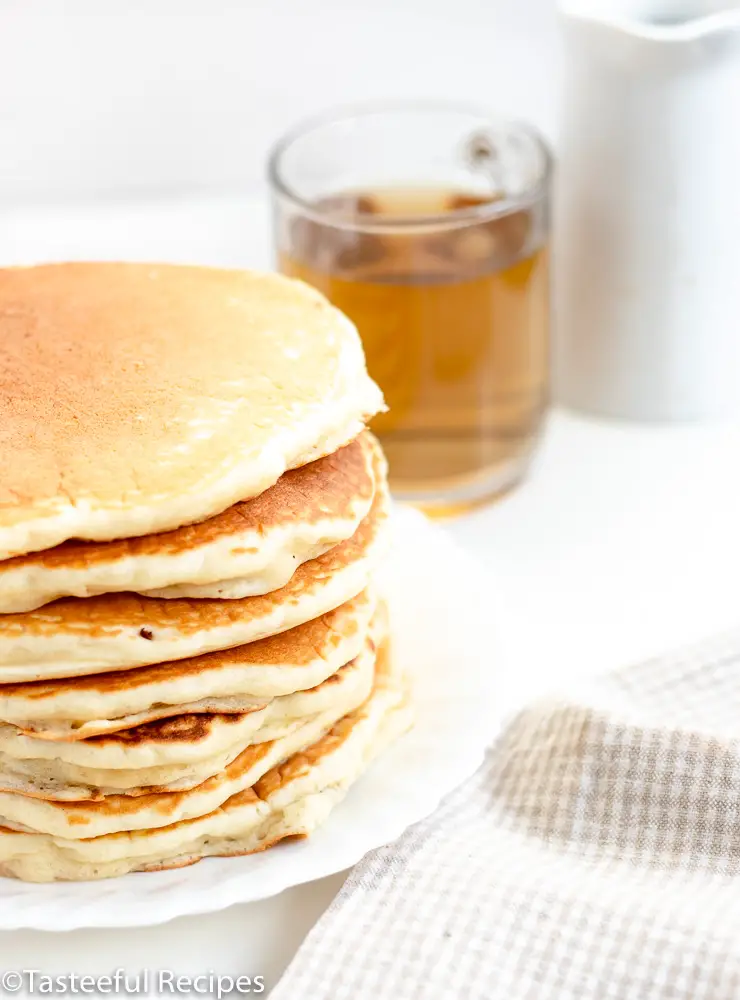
[271,630,740,999]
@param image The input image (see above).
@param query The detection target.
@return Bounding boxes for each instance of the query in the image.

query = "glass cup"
[268,101,552,516]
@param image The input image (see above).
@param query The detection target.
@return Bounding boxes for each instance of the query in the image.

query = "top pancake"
[0,433,376,613]
[0,263,384,560]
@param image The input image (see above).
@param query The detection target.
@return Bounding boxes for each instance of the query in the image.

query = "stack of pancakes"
[0,262,412,882]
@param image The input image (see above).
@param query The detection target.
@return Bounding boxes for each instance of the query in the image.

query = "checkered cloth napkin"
[271,630,740,1000]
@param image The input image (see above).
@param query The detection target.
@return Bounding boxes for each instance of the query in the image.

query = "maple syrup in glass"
[269,104,551,515]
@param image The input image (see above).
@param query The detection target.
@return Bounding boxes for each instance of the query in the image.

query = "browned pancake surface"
[0,434,373,573]
[0,592,370,703]
[0,443,385,641]
[30,638,391,830]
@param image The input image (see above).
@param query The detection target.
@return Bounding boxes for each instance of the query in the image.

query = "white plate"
[0,505,502,931]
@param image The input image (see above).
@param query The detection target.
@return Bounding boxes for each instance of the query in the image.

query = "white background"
[0,0,558,204]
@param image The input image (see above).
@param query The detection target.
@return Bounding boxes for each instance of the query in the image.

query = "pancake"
[0,592,377,740]
[0,434,376,614]
[0,637,376,772]
[0,637,380,802]
[0,263,384,561]
[0,638,412,881]
[0,708,336,841]
[0,643,381,839]
[0,446,389,682]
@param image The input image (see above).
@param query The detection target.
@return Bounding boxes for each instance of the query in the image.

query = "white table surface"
[2,194,740,993]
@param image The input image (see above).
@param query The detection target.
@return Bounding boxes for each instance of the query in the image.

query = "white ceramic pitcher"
[555,0,740,421]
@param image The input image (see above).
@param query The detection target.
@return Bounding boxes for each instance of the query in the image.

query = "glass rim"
[266,99,553,233]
